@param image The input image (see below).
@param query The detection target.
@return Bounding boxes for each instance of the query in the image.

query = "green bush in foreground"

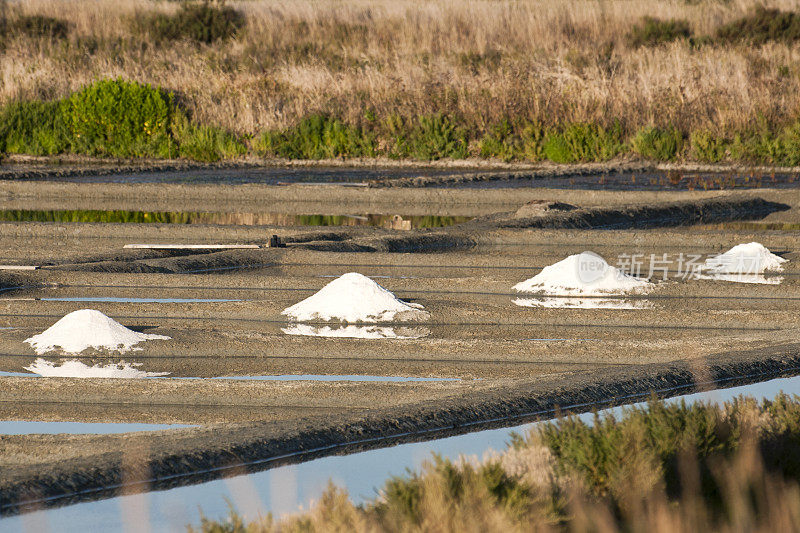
[173,113,246,162]
[65,79,175,157]
[253,114,376,159]
[0,78,244,161]
[632,126,684,161]
[626,16,692,48]
[0,100,69,155]
[405,114,469,160]
[543,122,626,163]
[690,130,728,163]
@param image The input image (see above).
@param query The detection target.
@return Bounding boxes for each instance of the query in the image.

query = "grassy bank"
[5,78,800,165]
[2,0,800,165]
[194,394,800,532]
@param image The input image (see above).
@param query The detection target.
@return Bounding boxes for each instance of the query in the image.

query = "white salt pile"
[24,309,170,355]
[513,252,653,295]
[702,242,787,274]
[25,358,169,378]
[282,272,430,322]
[282,324,430,339]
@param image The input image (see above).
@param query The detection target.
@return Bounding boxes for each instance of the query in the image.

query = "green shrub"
[543,122,626,163]
[253,114,375,159]
[0,100,70,155]
[406,114,468,160]
[173,113,245,162]
[7,14,70,39]
[64,78,175,157]
[134,1,245,44]
[716,7,800,45]
[479,120,520,161]
[632,126,684,160]
[778,121,800,166]
[626,16,692,48]
[690,130,728,162]
[731,120,800,166]
[520,122,548,161]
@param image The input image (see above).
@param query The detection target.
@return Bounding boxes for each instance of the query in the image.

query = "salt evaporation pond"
[3,374,799,533]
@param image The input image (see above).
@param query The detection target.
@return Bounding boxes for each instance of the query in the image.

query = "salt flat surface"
[282,272,430,323]
[513,252,653,296]
[24,309,170,355]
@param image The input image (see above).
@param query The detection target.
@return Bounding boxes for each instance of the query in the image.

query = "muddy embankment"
[2,342,800,516]
[491,196,791,230]
[23,195,789,274]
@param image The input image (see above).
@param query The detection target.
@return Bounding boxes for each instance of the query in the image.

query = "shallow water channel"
[2,375,799,532]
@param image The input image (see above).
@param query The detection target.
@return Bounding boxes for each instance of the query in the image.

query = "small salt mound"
[702,242,787,274]
[282,324,430,339]
[513,252,653,295]
[282,272,430,323]
[24,309,170,355]
[25,358,168,378]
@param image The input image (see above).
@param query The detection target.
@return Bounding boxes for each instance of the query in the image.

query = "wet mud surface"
[1,167,800,516]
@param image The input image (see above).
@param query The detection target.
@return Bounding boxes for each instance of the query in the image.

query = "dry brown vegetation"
[2,0,800,139]
[195,396,800,532]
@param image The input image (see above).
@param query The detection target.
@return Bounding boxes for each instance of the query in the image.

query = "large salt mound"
[702,242,787,274]
[513,252,653,295]
[25,358,168,378]
[24,309,170,355]
[282,272,430,322]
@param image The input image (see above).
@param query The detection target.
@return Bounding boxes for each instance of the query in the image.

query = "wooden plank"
[123,244,263,250]
[0,265,38,271]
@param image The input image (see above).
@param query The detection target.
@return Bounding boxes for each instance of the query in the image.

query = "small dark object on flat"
[268,234,285,248]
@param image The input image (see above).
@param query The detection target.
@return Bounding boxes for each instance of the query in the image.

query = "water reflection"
[695,273,784,285]
[5,375,799,532]
[24,358,169,378]
[513,297,655,309]
[0,209,471,229]
[282,324,431,339]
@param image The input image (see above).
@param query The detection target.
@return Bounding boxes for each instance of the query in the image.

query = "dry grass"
[2,0,800,139]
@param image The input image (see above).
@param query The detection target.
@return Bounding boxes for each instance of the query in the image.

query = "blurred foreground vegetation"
[194,393,800,532]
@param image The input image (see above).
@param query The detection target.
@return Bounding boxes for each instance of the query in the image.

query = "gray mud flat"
[1,169,800,516]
